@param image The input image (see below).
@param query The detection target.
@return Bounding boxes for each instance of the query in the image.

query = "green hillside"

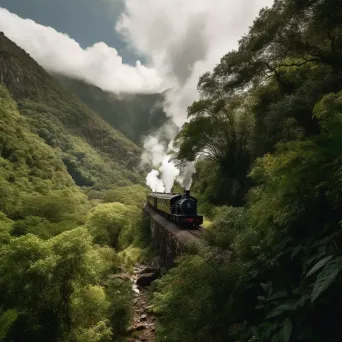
[0,84,84,221]
[0,32,151,342]
[53,75,168,145]
[0,32,143,191]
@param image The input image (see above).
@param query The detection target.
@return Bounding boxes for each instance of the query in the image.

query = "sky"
[0,0,142,65]
[0,0,274,190]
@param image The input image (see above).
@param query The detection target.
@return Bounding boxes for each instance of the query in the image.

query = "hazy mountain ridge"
[53,74,169,145]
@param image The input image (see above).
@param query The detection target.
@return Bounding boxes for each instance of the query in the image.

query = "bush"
[205,206,247,250]
[152,255,242,342]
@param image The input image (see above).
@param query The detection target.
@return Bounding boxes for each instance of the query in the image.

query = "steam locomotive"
[147,190,203,228]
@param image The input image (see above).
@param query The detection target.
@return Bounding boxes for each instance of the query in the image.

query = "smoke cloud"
[118,0,274,192]
[0,7,165,94]
[159,157,180,193]
[177,163,197,191]
[146,170,165,192]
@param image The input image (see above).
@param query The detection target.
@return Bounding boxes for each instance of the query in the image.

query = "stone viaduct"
[142,204,206,269]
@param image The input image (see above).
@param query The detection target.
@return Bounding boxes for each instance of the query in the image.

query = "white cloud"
[117,0,274,127]
[0,7,165,93]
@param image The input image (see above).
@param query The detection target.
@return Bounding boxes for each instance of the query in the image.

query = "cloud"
[117,0,274,192]
[117,0,274,127]
[0,7,165,93]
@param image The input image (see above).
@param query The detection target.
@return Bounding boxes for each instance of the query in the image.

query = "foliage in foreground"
[173,0,342,208]
[0,180,149,342]
[153,91,342,341]
[0,72,151,341]
[153,0,342,340]
[0,228,132,342]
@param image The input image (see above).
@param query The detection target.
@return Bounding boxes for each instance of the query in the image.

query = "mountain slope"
[0,84,88,222]
[0,32,143,190]
[53,74,168,144]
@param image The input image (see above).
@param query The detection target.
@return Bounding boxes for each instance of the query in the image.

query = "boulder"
[136,271,160,287]
[127,323,147,333]
[139,314,147,322]
[149,256,162,268]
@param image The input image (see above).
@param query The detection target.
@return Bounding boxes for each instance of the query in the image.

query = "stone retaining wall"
[143,204,204,269]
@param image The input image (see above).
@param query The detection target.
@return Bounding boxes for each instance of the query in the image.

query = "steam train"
[147,190,203,228]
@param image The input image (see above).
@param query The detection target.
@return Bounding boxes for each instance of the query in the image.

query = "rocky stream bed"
[125,262,161,342]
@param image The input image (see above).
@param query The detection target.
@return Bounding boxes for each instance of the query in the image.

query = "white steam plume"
[159,157,180,193]
[177,162,196,191]
[146,170,165,192]
[118,0,274,192]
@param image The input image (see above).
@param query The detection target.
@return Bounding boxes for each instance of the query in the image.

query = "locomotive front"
[174,190,197,215]
[173,190,203,227]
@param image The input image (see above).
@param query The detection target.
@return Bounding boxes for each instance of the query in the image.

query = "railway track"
[186,226,204,239]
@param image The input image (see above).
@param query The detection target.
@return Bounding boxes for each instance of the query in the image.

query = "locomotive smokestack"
[185,189,190,198]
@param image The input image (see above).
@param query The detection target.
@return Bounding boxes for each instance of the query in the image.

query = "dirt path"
[126,265,156,342]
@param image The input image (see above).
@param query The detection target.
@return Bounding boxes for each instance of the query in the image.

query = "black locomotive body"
[147,190,203,228]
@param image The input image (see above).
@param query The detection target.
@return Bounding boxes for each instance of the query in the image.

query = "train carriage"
[147,190,203,228]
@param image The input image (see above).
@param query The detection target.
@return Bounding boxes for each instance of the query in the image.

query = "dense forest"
[0,32,151,341]
[1,0,342,341]
[152,0,342,341]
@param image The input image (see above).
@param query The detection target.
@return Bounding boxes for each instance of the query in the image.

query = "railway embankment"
[142,204,206,269]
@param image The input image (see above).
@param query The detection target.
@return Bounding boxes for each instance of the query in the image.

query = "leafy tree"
[86,202,139,249]
[103,184,148,208]
[173,94,254,205]
[0,228,131,342]
[154,2,342,341]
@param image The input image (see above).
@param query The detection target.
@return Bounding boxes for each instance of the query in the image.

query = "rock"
[127,323,146,333]
[136,272,159,287]
[135,323,147,331]
[132,284,140,294]
[133,267,141,274]
[139,314,147,322]
[149,256,162,268]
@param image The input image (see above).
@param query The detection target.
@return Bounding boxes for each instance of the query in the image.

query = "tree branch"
[278,58,320,67]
